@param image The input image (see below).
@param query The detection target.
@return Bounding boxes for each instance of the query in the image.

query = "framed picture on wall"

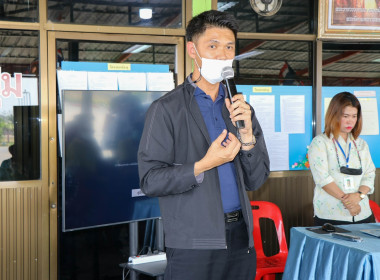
[318,0,380,40]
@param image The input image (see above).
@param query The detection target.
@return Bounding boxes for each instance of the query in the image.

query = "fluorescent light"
[234,50,264,61]
[217,2,238,12]
[139,8,152,19]
[122,45,151,54]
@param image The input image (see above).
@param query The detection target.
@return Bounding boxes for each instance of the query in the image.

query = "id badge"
[343,176,355,192]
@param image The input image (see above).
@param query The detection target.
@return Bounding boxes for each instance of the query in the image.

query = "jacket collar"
[185,74,211,144]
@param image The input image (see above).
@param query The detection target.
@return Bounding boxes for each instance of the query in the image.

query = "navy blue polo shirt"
[194,84,241,213]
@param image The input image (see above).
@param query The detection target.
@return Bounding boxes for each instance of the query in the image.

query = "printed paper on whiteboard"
[88,72,118,90]
[249,95,275,134]
[264,132,289,171]
[146,72,174,91]
[359,97,379,135]
[118,72,147,91]
[280,95,305,134]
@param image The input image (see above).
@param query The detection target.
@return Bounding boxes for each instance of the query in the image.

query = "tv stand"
[120,218,166,280]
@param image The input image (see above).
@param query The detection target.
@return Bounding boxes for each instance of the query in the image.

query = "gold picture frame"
[318,0,380,40]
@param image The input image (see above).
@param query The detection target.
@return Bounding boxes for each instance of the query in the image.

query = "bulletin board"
[236,85,313,171]
[322,87,380,168]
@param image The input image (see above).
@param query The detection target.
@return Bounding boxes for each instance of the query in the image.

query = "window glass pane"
[0,30,40,181]
[48,0,182,28]
[57,40,176,71]
[218,0,315,34]
[0,1,38,22]
[322,43,380,86]
[235,39,312,85]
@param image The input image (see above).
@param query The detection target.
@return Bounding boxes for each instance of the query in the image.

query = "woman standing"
[308,91,375,226]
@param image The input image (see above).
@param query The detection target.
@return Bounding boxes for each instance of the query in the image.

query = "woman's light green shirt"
[308,133,375,222]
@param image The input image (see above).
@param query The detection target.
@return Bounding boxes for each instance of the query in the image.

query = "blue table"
[283,223,380,280]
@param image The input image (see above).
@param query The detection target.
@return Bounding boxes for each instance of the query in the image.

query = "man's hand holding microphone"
[222,66,256,151]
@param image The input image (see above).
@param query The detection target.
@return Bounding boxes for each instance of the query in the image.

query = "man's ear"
[186,41,196,59]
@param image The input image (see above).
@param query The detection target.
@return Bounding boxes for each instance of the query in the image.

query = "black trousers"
[164,218,256,280]
[314,214,374,226]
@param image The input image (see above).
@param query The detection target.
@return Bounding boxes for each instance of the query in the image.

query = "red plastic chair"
[250,201,288,280]
[369,199,380,223]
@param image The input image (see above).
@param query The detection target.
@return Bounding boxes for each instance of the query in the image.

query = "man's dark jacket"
[138,76,270,250]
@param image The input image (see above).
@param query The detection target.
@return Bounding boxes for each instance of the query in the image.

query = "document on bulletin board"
[57,70,88,109]
[249,95,275,134]
[358,98,379,135]
[146,72,174,91]
[118,72,147,91]
[280,95,305,134]
[264,132,289,171]
[88,72,118,90]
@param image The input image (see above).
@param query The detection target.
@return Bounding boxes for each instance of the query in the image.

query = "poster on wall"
[319,0,380,39]
[328,0,380,30]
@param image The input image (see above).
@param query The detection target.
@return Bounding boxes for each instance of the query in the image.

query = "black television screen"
[62,90,164,231]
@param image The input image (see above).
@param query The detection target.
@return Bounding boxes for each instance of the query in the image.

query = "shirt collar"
[329,133,353,145]
[193,83,225,101]
[187,74,197,88]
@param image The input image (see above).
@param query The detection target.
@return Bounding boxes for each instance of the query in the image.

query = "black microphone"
[221,66,245,129]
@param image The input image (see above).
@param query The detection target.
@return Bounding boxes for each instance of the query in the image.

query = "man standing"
[138,10,270,280]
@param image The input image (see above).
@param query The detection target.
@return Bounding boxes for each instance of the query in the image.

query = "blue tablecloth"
[283,223,380,280]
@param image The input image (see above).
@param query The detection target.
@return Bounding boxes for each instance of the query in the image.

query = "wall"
[0,185,42,280]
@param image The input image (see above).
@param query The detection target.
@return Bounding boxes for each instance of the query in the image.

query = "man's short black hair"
[186,10,239,42]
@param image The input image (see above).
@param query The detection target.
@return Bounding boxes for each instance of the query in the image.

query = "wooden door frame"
[47,31,185,280]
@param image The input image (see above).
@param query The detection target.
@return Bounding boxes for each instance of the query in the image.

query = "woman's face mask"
[193,44,233,84]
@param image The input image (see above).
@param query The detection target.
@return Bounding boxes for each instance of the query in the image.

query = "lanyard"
[333,138,362,168]
[336,141,351,167]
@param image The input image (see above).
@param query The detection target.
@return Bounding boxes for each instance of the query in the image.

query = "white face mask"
[193,44,233,84]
